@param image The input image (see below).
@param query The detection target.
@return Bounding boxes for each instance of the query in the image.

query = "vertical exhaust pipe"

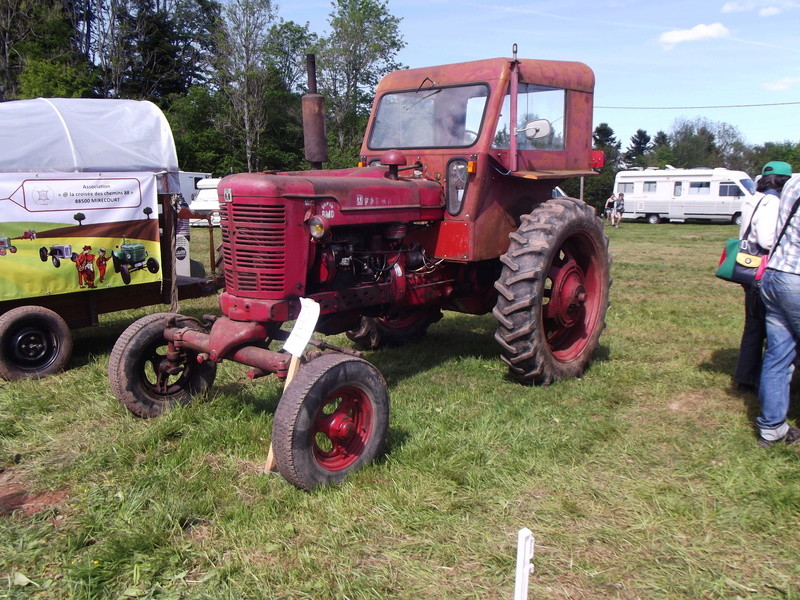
[302,54,328,170]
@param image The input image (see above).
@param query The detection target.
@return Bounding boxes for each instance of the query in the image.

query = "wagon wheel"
[346,307,442,350]
[271,353,390,491]
[0,306,73,380]
[108,312,217,417]
[493,197,611,385]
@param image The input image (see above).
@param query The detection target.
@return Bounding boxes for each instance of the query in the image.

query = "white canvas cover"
[0,98,178,173]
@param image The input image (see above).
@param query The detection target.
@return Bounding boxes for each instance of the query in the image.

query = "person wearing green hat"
[735,162,792,391]
[756,162,800,447]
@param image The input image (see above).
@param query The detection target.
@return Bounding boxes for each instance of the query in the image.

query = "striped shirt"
[768,175,800,274]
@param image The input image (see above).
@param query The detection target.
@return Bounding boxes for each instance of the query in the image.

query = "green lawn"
[2,221,799,599]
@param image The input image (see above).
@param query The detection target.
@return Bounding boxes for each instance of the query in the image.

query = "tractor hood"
[219,168,444,225]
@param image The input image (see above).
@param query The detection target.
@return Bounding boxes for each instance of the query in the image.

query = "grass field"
[2,221,799,599]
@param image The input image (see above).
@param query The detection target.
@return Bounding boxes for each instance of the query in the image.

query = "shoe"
[757,425,800,448]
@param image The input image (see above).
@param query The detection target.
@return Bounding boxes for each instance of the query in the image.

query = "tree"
[316,0,405,165]
[644,130,674,167]
[623,129,651,169]
[74,212,86,226]
[143,206,153,219]
[669,117,719,168]
[213,0,275,172]
[266,19,317,93]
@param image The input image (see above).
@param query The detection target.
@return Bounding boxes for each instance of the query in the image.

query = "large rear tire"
[493,198,610,385]
[272,353,390,491]
[346,308,442,350]
[0,306,72,380]
[108,313,217,417]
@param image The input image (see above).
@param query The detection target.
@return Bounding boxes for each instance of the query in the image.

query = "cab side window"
[492,84,565,150]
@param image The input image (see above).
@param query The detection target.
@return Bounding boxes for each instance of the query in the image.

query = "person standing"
[604,193,616,225]
[613,193,625,227]
[756,162,800,447]
[734,162,787,390]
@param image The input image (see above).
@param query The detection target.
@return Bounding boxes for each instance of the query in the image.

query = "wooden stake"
[263,355,301,473]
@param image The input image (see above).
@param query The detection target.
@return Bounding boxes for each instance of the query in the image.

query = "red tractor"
[108,53,610,491]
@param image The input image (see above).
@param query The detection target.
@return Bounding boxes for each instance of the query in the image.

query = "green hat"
[762,161,793,176]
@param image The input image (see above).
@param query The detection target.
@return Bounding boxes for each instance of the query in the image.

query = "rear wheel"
[272,353,390,491]
[346,307,442,350]
[647,214,661,224]
[108,312,217,417]
[493,198,610,385]
[0,306,72,380]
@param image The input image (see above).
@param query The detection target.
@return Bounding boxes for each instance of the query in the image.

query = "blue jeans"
[758,269,800,440]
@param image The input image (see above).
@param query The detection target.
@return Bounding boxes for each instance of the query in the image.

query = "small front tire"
[108,312,217,417]
[272,353,390,491]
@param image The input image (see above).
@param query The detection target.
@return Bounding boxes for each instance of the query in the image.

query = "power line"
[596,100,800,110]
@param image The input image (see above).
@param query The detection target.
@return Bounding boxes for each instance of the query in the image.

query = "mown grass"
[2,221,800,599]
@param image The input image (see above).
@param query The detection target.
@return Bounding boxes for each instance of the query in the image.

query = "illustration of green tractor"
[39,244,77,267]
[0,237,17,256]
[111,238,159,285]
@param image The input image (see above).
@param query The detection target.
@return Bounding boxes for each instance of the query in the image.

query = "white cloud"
[659,23,731,49]
[722,0,800,14]
[761,76,800,91]
[721,1,752,11]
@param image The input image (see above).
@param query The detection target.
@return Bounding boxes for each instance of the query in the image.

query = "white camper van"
[189,177,221,226]
[615,167,755,224]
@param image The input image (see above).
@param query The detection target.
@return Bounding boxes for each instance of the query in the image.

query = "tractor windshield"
[368,84,489,150]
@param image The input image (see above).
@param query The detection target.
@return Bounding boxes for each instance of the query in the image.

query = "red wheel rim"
[312,385,374,471]
[542,230,603,362]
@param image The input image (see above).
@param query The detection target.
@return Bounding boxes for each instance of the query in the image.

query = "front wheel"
[146,257,159,273]
[732,213,742,226]
[271,353,390,491]
[108,312,217,417]
[0,306,73,380]
[647,214,661,225]
[120,264,131,285]
[493,198,611,385]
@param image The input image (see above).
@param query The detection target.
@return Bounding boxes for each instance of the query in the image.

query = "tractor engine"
[216,164,455,333]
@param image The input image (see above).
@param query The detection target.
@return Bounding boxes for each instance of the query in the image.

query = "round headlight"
[308,216,329,239]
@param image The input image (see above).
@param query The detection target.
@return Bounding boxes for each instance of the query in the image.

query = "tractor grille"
[221,203,289,297]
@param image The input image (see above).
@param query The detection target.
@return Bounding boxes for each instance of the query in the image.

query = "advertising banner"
[0,172,162,302]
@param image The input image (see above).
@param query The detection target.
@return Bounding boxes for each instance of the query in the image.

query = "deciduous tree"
[315,0,405,165]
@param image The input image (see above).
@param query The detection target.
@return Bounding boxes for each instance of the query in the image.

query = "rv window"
[740,178,756,194]
[617,182,633,194]
[689,181,711,195]
[674,182,682,196]
[643,181,657,193]
[720,182,743,197]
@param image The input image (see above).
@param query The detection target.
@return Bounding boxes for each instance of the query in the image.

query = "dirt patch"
[0,469,69,517]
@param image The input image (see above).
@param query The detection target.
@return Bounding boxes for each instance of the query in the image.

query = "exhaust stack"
[302,54,328,169]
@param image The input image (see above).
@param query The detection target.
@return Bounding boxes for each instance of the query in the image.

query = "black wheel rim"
[136,339,192,400]
[5,323,59,373]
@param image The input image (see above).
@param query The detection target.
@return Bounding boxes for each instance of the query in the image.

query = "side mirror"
[517,119,552,140]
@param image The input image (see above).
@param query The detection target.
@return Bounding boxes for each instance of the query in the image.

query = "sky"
[279,0,800,151]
